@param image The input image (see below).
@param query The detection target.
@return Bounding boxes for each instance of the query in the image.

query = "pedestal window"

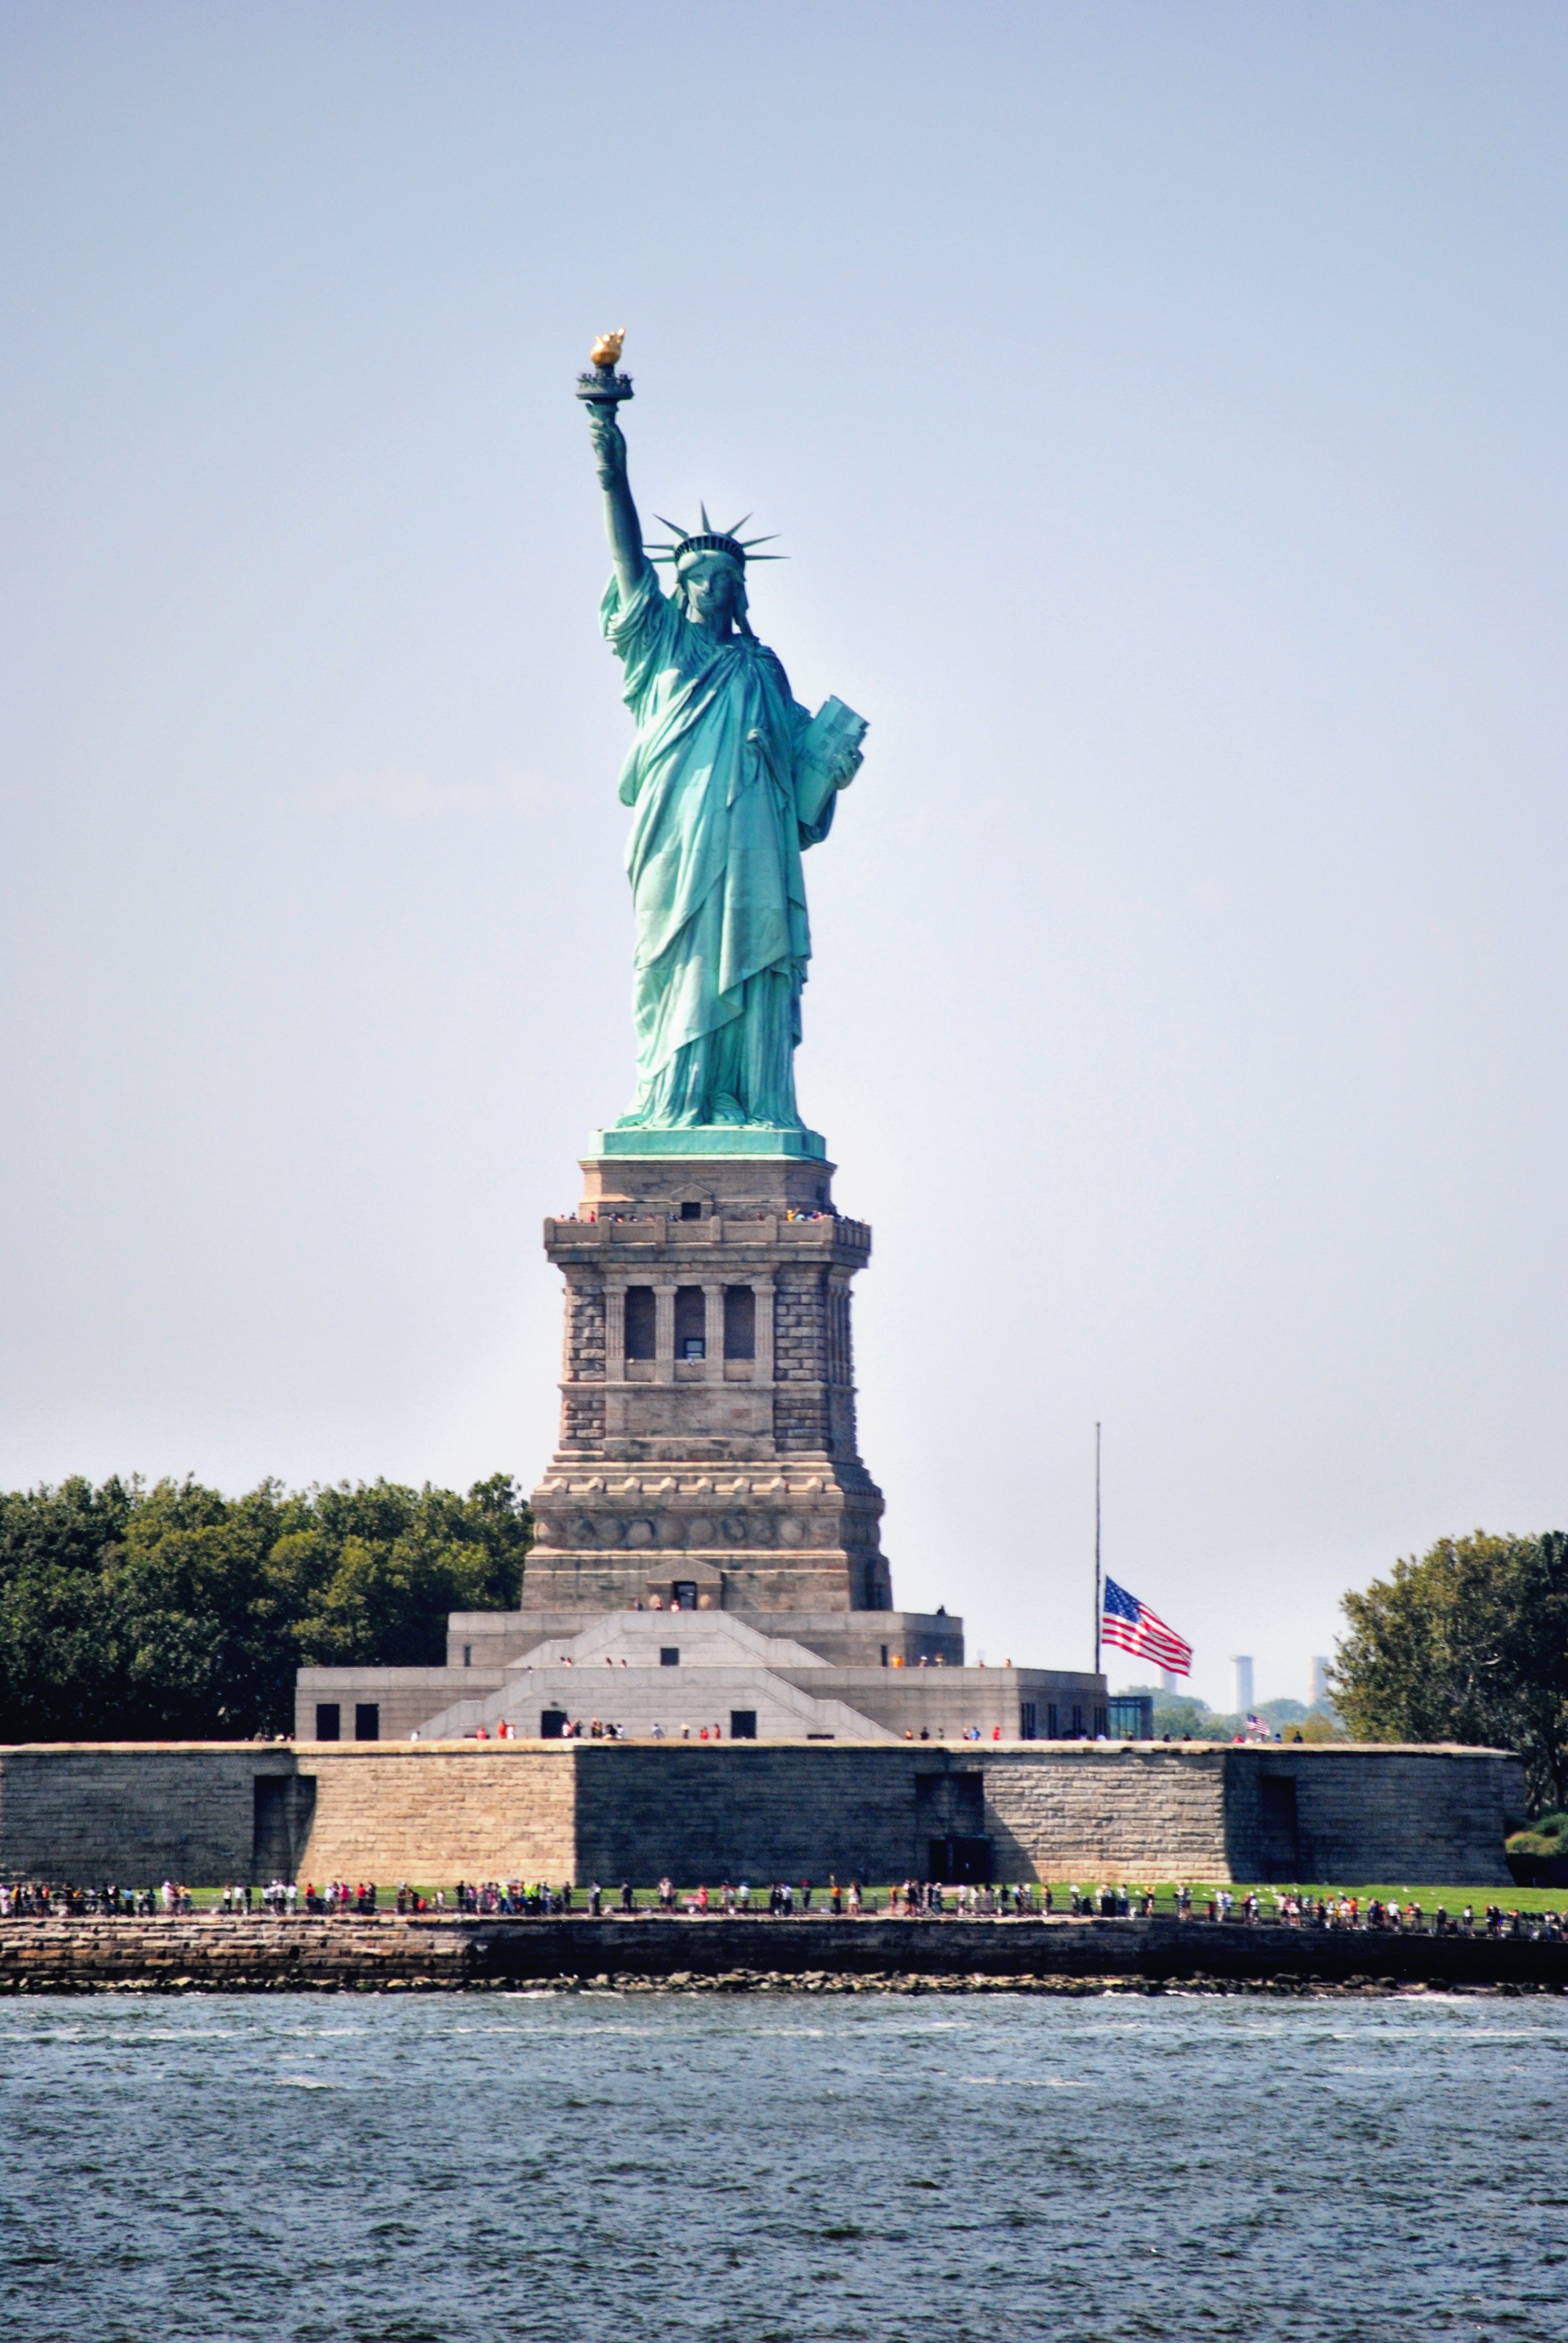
[624,1286,656,1360]
[723,1285,756,1359]
[675,1285,706,1359]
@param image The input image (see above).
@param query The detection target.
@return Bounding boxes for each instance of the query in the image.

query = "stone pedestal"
[525,1145,890,1614]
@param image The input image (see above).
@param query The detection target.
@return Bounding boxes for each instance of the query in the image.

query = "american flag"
[1101,1576,1192,1676]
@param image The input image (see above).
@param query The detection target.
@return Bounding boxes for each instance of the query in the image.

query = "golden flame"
[590,329,626,369]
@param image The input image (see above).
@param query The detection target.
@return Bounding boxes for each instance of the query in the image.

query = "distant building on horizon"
[1231,1656,1255,1715]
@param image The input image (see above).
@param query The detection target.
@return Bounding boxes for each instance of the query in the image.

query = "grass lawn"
[1045,1881,1563,1916]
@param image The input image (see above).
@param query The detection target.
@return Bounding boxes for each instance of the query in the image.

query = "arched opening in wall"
[624,1286,656,1360]
[724,1285,756,1360]
[675,1286,706,1360]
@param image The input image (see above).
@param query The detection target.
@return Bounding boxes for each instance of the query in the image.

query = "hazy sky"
[3,3,1565,1709]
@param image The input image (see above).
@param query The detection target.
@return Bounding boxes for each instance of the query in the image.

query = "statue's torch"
[577,329,634,406]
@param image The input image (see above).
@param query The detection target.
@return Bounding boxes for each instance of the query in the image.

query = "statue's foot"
[708,1094,746,1126]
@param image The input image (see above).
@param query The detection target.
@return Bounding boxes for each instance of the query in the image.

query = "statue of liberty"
[581,335,866,1133]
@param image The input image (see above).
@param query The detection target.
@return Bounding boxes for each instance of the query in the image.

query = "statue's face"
[680,555,742,631]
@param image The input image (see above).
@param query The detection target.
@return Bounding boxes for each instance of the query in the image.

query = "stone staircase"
[416,1608,896,1743]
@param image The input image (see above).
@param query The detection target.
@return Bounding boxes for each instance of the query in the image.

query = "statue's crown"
[647,504,782,568]
[671,531,748,567]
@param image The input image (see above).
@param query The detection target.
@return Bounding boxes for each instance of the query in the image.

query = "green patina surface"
[588,1124,826,1161]
[583,366,864,1157]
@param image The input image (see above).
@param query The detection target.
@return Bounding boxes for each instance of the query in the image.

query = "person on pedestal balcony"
[584,393,864,1130]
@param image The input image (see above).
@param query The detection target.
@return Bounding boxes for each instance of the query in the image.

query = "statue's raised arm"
[580,332,648,603]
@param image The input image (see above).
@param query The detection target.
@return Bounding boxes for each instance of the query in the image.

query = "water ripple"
[0,1991,1563,2341]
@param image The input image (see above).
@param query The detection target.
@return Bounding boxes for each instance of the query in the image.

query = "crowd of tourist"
[0,1881,183,1916]
[552,1206,841,1225]
[473,1719,736,1741]
[1189,1889,1566,1937]
[1,1876,1563,1938]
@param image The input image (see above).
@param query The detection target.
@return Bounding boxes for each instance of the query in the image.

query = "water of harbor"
[2,1987,1563,2341]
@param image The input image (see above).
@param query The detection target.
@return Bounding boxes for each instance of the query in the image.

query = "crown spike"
[699,501,713,532]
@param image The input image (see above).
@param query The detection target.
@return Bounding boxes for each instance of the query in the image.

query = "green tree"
[0,1473,531,1741]
[1334,1532,1568,1812]
[102,1482,289,1736]
[0,1476,138,1738]
[284,1476,531,1670]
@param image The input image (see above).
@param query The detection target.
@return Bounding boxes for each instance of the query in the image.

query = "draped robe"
[603,567,843,1129]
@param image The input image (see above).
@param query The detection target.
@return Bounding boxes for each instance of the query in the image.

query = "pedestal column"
[753,1276,776,1378]
[702,1282,724,1380]
[653,1282,676,1381]
[605,1285,626,1383]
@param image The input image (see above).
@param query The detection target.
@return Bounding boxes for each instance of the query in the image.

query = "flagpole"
[1094,1421,1102,1677]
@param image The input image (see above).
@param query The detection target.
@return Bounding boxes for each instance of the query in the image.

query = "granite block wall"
[0,1740,1520,1887]
[559,1273,607,1450]
[293,1747,576,1884]
[0,1746,289,1884]
[572,1743,924,1885]
[1224,1747,1524,1886]
[981,1748,1232,1879]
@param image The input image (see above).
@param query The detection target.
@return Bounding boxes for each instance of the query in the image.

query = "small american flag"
[1102,1576,1192,1676]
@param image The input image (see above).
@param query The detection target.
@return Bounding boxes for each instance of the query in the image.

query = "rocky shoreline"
[2,1912,1566,1994]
